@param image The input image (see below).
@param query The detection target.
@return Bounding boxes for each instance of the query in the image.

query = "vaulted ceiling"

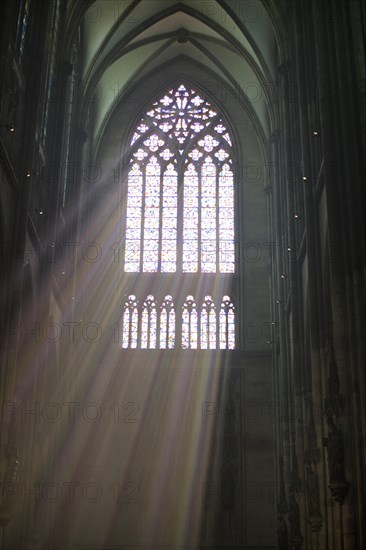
[76,0,285,149]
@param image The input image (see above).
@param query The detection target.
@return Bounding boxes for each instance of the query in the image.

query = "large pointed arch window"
[122,84,236,349]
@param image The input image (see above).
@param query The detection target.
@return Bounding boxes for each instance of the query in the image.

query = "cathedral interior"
[0,0,365,549]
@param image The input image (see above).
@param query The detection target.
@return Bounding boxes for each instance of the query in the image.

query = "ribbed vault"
[74,0,283,150]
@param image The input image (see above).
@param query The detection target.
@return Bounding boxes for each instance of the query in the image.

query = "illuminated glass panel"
[122,295,138,349]
[182,296,198,349]
[201,158,217,273]
[122,309,130,349]
[161,164,178,272]
[228,308,235,349]
[198,134,220,152]
[201,296,217,349]
[183,164,199,272]
[144,134,164,152]
[143,158,160,272]
[160,296,175,349]
[141,295,157,349]
[219,164,235,273]
[219,296,235,349]
[125,164,143,272]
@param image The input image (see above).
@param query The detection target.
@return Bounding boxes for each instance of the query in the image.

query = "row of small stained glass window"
[122,295,235,350]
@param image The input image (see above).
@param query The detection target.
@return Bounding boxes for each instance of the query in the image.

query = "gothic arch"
[87,60,270,352]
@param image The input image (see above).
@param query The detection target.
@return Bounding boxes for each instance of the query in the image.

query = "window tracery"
[160,296,175,349]
[124,84,235,274]
[123,84,237,349]
[121,295,235,350]
[141,295,157,349]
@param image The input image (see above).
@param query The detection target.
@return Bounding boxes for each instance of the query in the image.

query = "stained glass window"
[219,296,235,350]
[201,296,217,349]
[182,296,198,349]
[124,84,235,274]
[160,296,175,349]
[122,295,138,349]
[121,295,235,350]
[141,295,157,349]
[122,84,237,350]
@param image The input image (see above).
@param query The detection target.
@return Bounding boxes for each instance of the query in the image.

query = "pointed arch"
[122,295,139,349]
[141,295,157,349]
[124,83,235,275]
[219,296,235,350]
[160,295,175,349]
[201,296,217,349]
[120,83,240,350]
